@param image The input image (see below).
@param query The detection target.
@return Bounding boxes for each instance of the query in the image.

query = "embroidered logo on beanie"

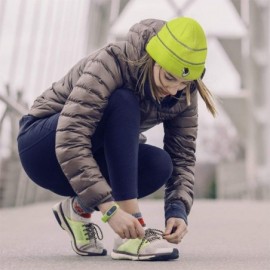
[182,67,190,77]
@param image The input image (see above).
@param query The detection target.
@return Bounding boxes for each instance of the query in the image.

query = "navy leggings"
[17,88,173,201]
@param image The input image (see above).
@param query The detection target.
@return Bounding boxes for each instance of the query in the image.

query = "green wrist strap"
[101,204,119,223]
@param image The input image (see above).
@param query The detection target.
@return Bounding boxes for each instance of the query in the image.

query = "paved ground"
[1,199,269,270]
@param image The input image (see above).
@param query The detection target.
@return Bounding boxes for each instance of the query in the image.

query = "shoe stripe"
[111,249,179,261]
[58,202,89,256]
[112,250,173,257]
[53,201,107,256]
[111,251,154,261]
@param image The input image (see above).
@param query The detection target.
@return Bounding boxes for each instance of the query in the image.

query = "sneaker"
[111,228,179,261]
[52,197,107,256]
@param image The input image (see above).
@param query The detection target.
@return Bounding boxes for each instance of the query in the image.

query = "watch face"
[107,205,117,216]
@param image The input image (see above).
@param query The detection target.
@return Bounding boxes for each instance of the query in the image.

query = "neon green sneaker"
[52,197,106,256]
[111,228,179,261]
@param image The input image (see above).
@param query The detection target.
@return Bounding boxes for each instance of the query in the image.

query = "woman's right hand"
[98,202,145,239]
[108,208,145,239]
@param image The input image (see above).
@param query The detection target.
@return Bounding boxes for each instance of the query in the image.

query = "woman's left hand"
[163,217,188,244]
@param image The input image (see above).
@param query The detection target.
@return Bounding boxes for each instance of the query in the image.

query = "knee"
[145,147,173,181]
[154,150,173,180]
[137,146,173,198]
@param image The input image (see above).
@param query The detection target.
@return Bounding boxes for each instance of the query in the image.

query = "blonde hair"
[129,54,217,117]
[196,78,217,117]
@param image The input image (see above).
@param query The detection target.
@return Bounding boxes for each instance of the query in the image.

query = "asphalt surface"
[1,199,269,270]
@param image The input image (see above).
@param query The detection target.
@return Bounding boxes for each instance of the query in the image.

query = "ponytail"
[196,78,217,117]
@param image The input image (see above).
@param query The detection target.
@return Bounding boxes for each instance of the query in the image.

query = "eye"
[164,73,177,82]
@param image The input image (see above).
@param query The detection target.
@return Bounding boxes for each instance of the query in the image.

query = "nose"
[166,85,178,96]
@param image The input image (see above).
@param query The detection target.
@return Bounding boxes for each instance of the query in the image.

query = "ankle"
[132,212,146,227]
[116,199,145,227]
[72,197,92,218]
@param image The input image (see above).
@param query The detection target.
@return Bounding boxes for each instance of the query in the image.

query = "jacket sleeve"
[163,91,198,217]
[55,46,124,212]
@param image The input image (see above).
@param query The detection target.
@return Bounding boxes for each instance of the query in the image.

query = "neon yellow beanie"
[146,17,207,80]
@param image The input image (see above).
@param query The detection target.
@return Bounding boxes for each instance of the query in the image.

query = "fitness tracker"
[101,204,119,223]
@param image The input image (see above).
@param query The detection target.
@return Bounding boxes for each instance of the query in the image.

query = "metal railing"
[0,0,126,207]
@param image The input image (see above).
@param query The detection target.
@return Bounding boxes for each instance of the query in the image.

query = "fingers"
[135,220,145,239]
[118,221,144,239]
[163,218,188,244]
[109,210,145,240]
[119,231,126,239]
[164,218,174,235]
[127,220,144,239]
[128,225,137,239]
[163,229,187,243]
[165,227,188,244]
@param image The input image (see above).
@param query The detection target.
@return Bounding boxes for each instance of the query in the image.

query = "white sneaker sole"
[52,201,107,256]
[111,248,179,261]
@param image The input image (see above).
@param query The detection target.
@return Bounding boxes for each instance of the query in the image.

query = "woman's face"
[153,63,191,97]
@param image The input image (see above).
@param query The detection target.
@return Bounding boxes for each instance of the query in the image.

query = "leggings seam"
[19,130,56,155]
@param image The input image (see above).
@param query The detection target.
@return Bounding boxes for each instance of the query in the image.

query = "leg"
[18,114,108,256]
[17,113,76,196]
[93,89,173,216]
[94,88,141,214]
[137,144,173,198]
[94,143,173,206]
[92,89,178,260]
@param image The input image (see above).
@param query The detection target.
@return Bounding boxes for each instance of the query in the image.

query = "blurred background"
[0,0,269,208]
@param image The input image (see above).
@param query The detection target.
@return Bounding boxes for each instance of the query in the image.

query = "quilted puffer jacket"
[28,19,198,217]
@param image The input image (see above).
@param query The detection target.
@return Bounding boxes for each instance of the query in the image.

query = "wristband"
[101,203,119,223]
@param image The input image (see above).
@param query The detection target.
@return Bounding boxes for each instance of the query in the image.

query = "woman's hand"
[163,217,188,244]
[108,208,145,239]
[98,202,145,239]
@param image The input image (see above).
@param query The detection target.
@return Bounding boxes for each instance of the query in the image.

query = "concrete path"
[1,199,269,270]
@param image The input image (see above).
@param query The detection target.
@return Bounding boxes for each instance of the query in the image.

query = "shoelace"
[137,228,164,258]
[83,223,103,247]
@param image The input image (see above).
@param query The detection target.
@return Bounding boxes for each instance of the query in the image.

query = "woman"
[17,17,216,261]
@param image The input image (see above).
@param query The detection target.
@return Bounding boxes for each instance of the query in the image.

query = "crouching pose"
[17,17,216,261]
